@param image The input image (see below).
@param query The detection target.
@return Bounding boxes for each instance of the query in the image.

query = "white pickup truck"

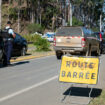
[53,27,100,59]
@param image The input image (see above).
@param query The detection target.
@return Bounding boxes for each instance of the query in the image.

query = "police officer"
[3,21,16,66]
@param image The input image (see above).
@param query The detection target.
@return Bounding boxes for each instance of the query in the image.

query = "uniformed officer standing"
[3,21,16,66]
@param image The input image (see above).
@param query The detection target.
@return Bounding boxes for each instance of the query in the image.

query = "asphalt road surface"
[0,55,105,105]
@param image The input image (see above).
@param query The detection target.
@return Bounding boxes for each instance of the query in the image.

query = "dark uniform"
[3,21,15,66]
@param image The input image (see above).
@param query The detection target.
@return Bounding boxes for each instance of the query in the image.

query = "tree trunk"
[0,0,2,29]
[8,0,11,20]
[70,2,72,26]
[40,13,41,25]
[18,8,20,33]
[31,8,34,23]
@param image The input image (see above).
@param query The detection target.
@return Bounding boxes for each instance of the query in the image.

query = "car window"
[93,33,100,39]
[46,34,54,38]
[91,33,97,38]
[102,34,105,38]
[83,28,93,37]
[95,33,100,39]
[56,27,82,36]
[102,35,105,38]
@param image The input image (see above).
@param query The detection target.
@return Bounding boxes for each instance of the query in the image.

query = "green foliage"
[27,23,44,34]
[34,35,51,51]
[9,8,18,20]
[22,34,40,42]
[89,90,105,105]
[67,16,83,26]
[41,6,54,28]
[2,0,103,33]
[23,34,51,51]
[92,27,99,32]
[41,0,60,28]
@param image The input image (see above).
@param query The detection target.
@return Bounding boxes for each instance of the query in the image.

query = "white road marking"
[0,75,58,102]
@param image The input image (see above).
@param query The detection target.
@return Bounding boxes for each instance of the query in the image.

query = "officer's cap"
[7,21,12,25]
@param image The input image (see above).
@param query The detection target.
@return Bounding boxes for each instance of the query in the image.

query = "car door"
[13,33,22,52]
[91,32,99,51]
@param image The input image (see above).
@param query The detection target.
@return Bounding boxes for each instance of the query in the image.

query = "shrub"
[23,34,51,51]
[22,34,41,42]
[27,23,44,34]
[34,35,50,51]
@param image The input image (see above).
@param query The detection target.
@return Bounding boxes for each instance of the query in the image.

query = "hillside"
[1,0,103,34]
[2,0,61,35]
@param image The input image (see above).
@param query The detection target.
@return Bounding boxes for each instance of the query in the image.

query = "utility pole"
[70,1,72,26]
[65,0,66,22]
[0,0,2,29]
[100,14,102,32]
[68,1,70,22]
[18,5,20,33]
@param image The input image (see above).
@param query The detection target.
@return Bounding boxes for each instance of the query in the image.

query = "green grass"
[28,44,35,48]
[89,90,105,105]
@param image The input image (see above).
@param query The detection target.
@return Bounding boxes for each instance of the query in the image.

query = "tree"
[14,0,25,32]
[72,0,104,27]
[0,0,2,29]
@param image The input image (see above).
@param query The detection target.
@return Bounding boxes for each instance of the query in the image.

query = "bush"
[34,35,51,51]
[22,34,41,42]
[23,34,51,51]
[27,23,44,34]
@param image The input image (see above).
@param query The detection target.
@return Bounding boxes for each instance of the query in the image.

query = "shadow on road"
[63,87,102,98]
[13,61,30,66]
[61,87,102,105]
[0,61,30,68]
[12,53,32,58]
[25,53,32,56]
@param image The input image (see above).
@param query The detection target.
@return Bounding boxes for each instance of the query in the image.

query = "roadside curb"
[10,52,55,62]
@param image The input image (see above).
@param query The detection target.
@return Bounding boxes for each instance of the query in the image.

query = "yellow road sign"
[59,56,99,85]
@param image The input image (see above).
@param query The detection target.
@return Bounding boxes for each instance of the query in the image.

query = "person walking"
[3,21,16,67]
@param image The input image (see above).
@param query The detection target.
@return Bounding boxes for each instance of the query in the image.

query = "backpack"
[0,28,13,39]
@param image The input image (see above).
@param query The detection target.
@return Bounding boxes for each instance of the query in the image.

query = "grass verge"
[89,90,105,105]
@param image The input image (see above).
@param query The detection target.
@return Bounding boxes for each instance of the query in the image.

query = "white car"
[42,32,55,42]
[32,32,43,36]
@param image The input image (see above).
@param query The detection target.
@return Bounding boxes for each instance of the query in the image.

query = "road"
[0,55,105,105]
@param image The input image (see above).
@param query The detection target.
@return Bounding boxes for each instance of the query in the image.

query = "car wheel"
[21,47,26,56]
[56,51,63,60]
